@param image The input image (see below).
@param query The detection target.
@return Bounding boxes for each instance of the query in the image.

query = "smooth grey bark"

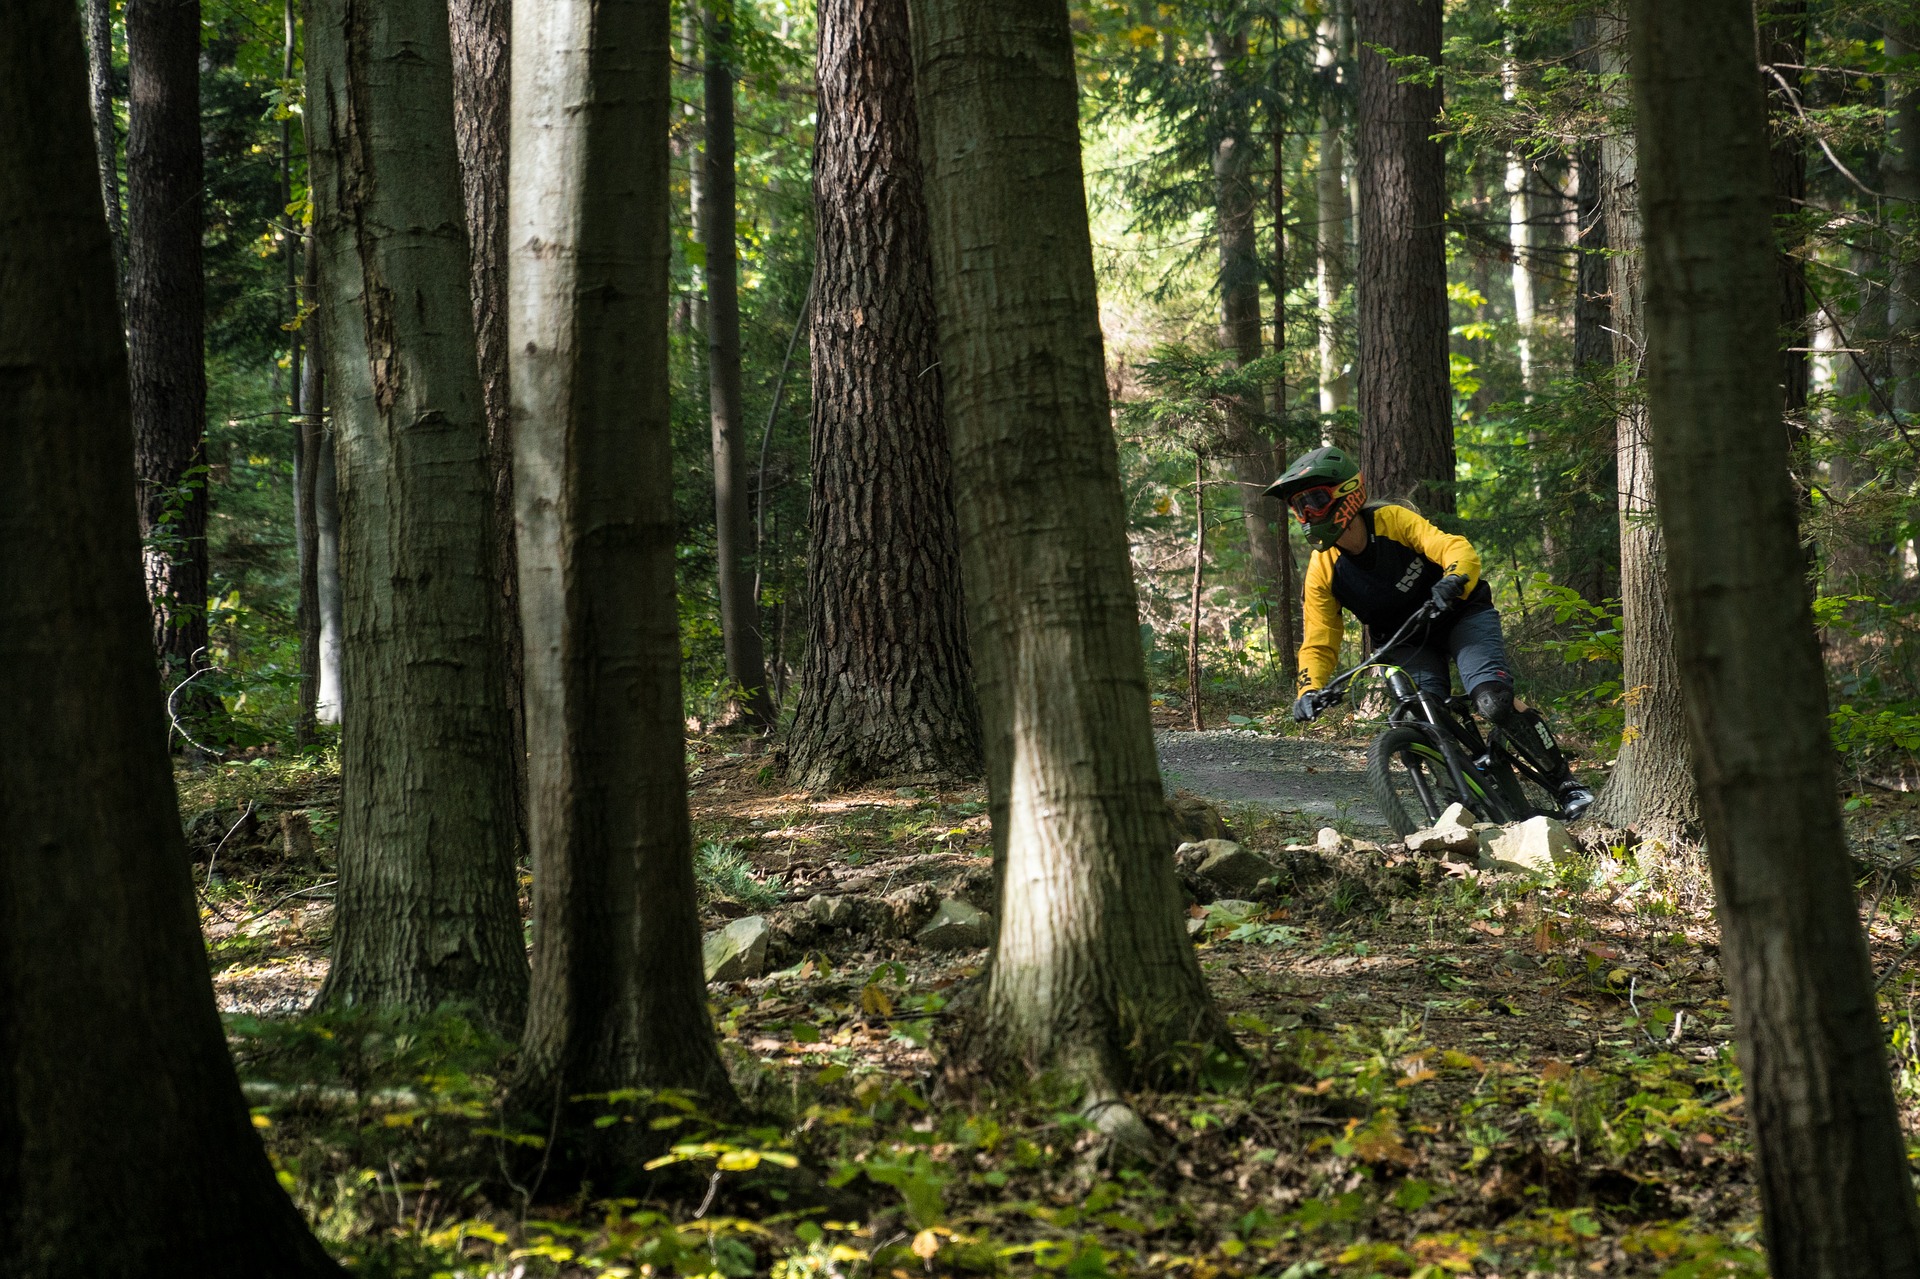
[908,0,1230,1110]
[314,401,344,725]
[295,234,324,744]
[125,0,212,708]
[786,0,983,792]
[509,0,736,1165]
[1352,0,1453,513]
[0,5,341,1270]
[308,0,528,1030]
[1588,9,1697,841]
[82,0,126,307]
[1631,2,1920,1268]
[702,6,776,730]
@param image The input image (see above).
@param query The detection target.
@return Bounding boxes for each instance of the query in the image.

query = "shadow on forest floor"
[176,732,1920,1277]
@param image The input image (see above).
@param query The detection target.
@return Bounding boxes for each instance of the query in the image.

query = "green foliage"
[695,840,785,909]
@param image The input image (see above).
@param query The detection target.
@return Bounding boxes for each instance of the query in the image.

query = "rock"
[704,915,770,982]
[1168,790,1237,845]
[1316,827,1346,853]
[1405,803,1486,856]
[878,883,942,938]
[1206,898,1262,919]
[916,898,990,950]
[1195,842,1278,894]
[1482,816,1578,876]
[806,894,854,929]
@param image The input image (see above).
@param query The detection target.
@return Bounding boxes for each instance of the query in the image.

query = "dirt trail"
[1155,727,1389,828]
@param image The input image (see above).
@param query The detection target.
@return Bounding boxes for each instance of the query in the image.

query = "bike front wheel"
[1367,725,1486,837]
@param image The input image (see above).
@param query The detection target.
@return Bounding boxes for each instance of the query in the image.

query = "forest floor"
[179,727,1920,1278]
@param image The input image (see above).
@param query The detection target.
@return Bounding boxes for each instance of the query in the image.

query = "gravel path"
[1156,728,1387,827]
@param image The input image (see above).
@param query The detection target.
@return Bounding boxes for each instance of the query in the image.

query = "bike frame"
[1314,605,1561,824]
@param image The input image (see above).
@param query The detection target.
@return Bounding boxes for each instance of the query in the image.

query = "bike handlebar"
[1306,600,1447,711]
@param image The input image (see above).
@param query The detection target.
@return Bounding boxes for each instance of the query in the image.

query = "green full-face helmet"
[1265,446,1366,551]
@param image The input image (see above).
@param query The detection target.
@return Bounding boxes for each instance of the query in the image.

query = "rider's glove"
[1292,692,1321,723]
[1430,573,1469,612]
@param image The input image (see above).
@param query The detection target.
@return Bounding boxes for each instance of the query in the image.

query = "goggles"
[1287,481,1349,523]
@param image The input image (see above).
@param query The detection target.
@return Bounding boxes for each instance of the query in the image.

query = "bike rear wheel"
[1367,725,1485,837]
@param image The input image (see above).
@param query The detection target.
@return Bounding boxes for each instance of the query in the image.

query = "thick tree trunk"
[908,0,1231,1111]
[1315,0,1351,419]
[448,0,528,845]
[125,0,212,712]
[82,0,127,306]
[786,0,982,792]
[1352,0,1452,513]
[702,7,776,730]
[0,7,340,1270]
[308,0,528,1031]
[1271,108,1301,679]
[1571,114,1612,371]
[509,0,737,1165]
[1589,11,1697,841]
[1632,3,1920,1268]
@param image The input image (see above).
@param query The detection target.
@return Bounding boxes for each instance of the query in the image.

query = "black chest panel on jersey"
[1331,508,1490,633]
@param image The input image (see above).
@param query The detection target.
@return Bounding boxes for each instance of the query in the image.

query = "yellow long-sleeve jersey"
[1296,503,1486,693]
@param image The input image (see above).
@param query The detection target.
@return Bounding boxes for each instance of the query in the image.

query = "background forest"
[15,0,1920,1274]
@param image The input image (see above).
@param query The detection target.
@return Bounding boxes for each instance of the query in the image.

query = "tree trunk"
[0,7,341,1269]
[702,6,776,730]
[295,234,324,745]
[314,393,344,726]
[1890,22,1920,418]
[1631,3,1920,1268]
[1315,0,1351,419]
[1588,9,1697,841]
[1763,2,1809,430]
[448,0,528,848]
[308,0,528,1031]
[1352,0,1452,514]
[786,0,982,792]
[509,0,737,1167]
[1271,105,1301,679]
[908,0,1231,1113]
[125,0,212,715]
[1209,25,1290,666]
[82,0,127,307]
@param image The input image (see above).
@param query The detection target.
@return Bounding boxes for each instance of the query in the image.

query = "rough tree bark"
[448,0,528,840]
[314,389,344,725]
[1588,9,1697,841]
[1631,2,1920,1268]
[0,6,341,1270]
[82,0,127,306]
[1271,103,1301,677]
[125,0,212,710]
[702,5,776,729]
[1352,0,1453,513]
[509,0,737,1165]
[308,0,528,1030]
[908,0,1231,1119]
[785,0,983,792]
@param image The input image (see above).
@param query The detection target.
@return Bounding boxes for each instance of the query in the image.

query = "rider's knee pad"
[1471,682,1516,725]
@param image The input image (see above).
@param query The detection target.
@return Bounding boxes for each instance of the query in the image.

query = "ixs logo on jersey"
[1395,560,1426,593]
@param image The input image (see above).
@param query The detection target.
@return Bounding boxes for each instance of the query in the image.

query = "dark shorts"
[1375,603,1512,701]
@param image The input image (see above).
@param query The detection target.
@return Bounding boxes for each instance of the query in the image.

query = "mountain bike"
[1300,602,1572,838]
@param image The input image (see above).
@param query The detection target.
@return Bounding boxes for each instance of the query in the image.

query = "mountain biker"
[1265,445,1594,821]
